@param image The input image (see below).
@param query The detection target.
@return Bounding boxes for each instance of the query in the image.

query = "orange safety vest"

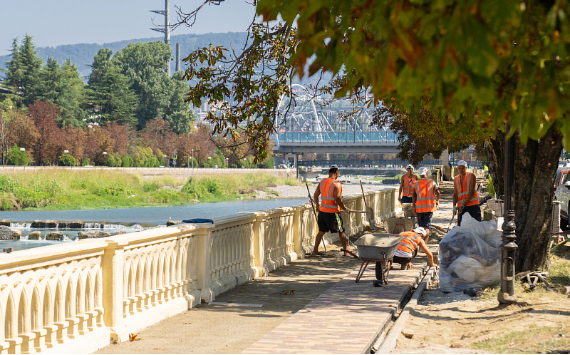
[402,174,417,197]
[397,231,424,255]
[455,172,479,207]
[414,178,438,213]
[319,178,342,213]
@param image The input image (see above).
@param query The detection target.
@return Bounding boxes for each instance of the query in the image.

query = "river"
[0,198,309,252]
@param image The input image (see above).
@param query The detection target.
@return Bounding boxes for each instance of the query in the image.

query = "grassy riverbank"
[0,170,301,211]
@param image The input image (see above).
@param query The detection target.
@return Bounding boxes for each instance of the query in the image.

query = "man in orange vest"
[312,165,351,256]
[453,160,481,226]
[412,167,440,243]
[393,227,436,269]
[398,164,417,207]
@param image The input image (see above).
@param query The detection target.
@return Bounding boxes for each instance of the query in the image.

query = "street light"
[19,147,25,166]
[191,148,194,169]
[498,124,518,305]
[164,154,168,167]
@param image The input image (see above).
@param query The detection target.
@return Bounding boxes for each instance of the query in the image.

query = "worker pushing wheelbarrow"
[352,228,436,286]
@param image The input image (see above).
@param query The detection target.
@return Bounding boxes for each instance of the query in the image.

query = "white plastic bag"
[438,214,501,292]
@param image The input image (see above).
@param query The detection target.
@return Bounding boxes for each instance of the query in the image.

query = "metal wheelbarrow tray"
[354,233,404,285]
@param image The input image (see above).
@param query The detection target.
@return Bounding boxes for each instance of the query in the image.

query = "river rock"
[28,231,44,240]
[112,231,128,236]
[46,231,66,241]
[166,220,181,226]
[0,219,11,226]
[57,220,84,229]
[31,220,58,228]
[78,231,111,239]
[0,226,22,240]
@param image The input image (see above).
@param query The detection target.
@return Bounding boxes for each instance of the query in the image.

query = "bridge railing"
[0,188,399,354]
[276,131,398,144]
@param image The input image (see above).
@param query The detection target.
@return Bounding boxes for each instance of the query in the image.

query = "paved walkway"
[244,266,426,354]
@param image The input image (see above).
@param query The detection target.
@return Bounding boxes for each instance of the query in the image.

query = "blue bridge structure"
[272,84,399,155]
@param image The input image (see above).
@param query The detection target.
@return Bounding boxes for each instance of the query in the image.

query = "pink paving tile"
[243,266,425,354]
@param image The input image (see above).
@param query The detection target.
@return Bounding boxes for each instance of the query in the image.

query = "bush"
[59,154,76,166]
[122,154,133,167]
[262,157,275,169]
[106,153,122,167]
[82,158,91,166]
[487,175,495,198]
[7,145,28,166]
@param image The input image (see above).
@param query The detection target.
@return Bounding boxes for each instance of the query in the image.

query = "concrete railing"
[0,188,399,354]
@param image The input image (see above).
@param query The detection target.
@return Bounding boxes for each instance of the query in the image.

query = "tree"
[87,49,138,127]
[1,39,25,106]
[140,118,177,157]
[15,35,43,106]
[28,100,63,165]
[253,0,570,272]
[6,110,40,152]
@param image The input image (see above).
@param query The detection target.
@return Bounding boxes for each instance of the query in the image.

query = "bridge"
[272,84,399,155]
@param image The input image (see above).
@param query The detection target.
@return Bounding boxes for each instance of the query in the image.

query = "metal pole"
[165,0,171,76]
[498,124,518,305]
[191,149,194,169]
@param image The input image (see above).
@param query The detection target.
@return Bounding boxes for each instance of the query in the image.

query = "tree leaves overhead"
[182,22,296,162]
[257,0,570,150]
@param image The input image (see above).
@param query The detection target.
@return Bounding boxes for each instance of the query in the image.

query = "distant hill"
[0,32,249,80]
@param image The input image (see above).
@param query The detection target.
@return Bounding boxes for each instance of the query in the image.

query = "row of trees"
[0,99,273,168]
[1,35,195,133]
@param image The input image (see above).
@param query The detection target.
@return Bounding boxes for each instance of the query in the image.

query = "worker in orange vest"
[312,165,351,256]
[453,160,481,226]
[393,227,436,269]
[398,164,417,207]
[412,167,440,243]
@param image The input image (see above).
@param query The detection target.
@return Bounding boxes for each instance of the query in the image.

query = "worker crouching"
[393,227,436,269]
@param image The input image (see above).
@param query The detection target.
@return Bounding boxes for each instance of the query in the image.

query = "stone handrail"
[0,188,399,354]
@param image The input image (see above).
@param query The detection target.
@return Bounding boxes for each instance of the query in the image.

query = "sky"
[0,0,256,56]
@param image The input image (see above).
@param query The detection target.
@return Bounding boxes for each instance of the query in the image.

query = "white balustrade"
[0,188,398,354]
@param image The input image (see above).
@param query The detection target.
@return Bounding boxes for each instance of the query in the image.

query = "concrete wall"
[0,188,399,354]
[0,167,292,180]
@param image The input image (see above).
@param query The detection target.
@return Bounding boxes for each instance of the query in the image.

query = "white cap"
[413,227,427,236]
[457,160,468,167]
[406,164,414,170]
[329,164,339,169]
[418,167,428,176]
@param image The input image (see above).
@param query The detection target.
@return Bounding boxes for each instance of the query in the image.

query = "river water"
[0,198,309,252]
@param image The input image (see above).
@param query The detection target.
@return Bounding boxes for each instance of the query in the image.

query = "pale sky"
[0,0,256,55]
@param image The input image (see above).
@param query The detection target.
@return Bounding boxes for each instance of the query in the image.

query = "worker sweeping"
[453,160,481,226]
[412,167,440,243]
[392,227,436,270]
[312,165,351,256]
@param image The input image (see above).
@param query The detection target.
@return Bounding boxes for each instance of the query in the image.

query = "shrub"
[59,154,76,166]
[82,158,91,166]
[7,145,28,166]
[487,175,495,198]
[122,154,133,167]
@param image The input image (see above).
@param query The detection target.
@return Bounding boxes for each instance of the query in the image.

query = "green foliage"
[59,154,76,166]
[487,175,496,198]
[122,154,133,167]
[7,145,28,165]
[81,158,91,166]
[263,157,275,169]
[257,0,570,150]
[105,153,122,167]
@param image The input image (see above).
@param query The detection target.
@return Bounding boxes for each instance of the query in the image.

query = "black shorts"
[317,211,344,234]
[393,248,418,267]
[416,212,433,229]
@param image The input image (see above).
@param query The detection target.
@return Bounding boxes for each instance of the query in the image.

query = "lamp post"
[102,151,107,166]
[191,148,194,169]
[498,124,518,305]
[19,147,25,166]
[164,154,168,167]
[208,156,211,168]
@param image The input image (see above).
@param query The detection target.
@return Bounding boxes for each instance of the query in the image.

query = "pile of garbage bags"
[439,214,503,292]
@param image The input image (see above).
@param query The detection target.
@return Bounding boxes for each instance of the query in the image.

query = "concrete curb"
[374,266,437,354]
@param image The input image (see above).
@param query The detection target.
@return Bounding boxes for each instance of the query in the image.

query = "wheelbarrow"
[354,233,403,286]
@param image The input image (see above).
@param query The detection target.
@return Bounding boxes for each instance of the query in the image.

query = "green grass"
[470,326,569,354]
[0,170,302,211]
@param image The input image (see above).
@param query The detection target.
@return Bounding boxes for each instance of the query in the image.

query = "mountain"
[0,32,249,80]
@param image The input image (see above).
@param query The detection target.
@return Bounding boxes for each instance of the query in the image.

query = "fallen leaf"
[129,333,140,341]
[280,289,295,295]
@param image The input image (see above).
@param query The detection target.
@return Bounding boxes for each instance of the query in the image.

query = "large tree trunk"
[488,125,563,272]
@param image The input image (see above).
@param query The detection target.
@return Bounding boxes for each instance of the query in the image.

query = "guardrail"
[0,188,399,354]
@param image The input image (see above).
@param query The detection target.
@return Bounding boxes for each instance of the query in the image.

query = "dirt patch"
[392,248,570,354]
